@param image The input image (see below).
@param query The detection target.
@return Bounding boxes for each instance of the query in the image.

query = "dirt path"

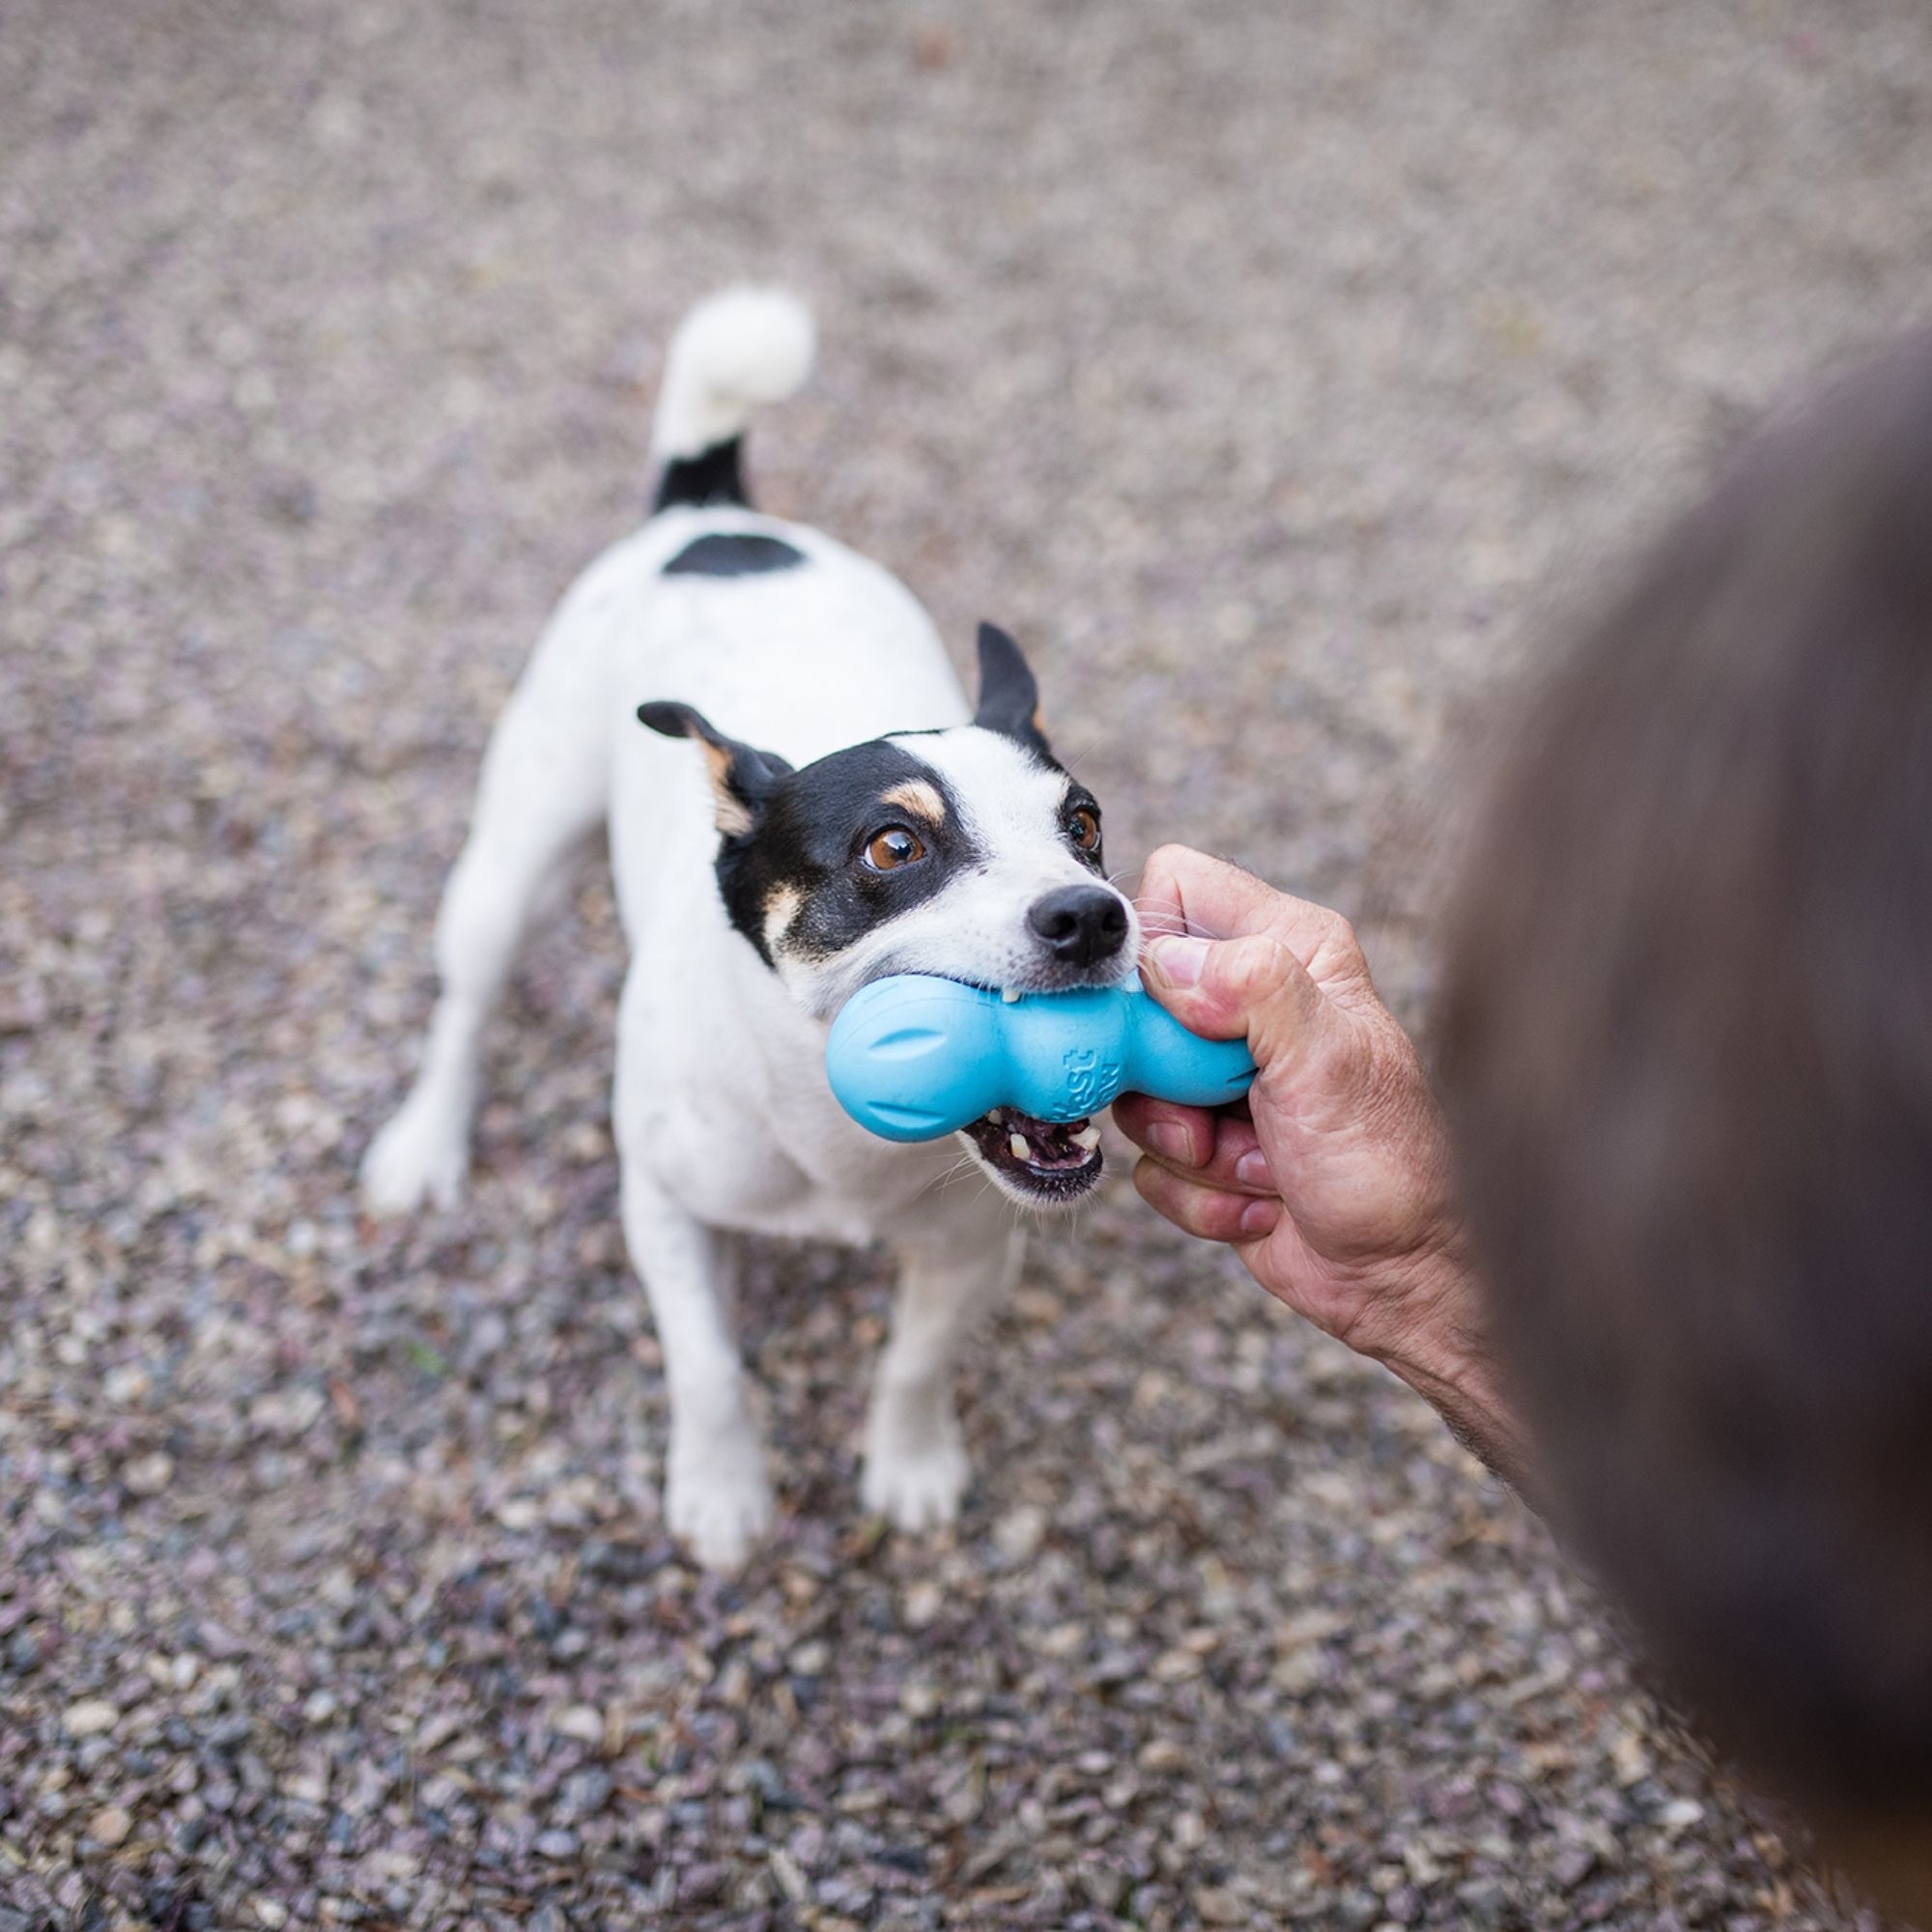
[6,2,1930,1925]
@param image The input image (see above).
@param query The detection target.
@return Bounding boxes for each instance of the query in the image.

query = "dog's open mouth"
[961,1106,1103,1204]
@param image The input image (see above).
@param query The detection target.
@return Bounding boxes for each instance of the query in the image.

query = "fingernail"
[1147,1122,1195,1165]
[1238,1197,1281,1237]
[1235,1149,1272,1189]
[1148,935,1208,988]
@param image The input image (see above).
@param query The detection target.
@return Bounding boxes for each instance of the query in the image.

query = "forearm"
[1386,1335,1543,1504]
[1363,1247,1543,1503]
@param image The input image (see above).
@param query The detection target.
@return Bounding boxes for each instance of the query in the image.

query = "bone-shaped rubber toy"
[825,974,1257,1143]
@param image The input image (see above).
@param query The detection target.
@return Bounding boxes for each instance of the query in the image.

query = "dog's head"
[639,623,1138,1207]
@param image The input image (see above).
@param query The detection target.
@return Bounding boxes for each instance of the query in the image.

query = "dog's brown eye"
[1065,806,1101,852]
[865,826,925,871]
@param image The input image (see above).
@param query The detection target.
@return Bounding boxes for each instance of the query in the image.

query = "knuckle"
[1307,908,1367,976]
[1309,904,1353,947]
[1224,933,1294,1001]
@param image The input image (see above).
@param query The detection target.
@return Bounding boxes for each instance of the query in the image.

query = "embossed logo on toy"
[1061,1047,1123,1114]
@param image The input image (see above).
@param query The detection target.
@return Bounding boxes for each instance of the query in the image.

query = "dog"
[360,289,1141,1569]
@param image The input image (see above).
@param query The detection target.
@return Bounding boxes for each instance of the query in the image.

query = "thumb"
[1142,932,1327,1066]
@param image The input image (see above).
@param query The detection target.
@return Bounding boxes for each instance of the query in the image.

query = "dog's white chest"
[614,943,970,1245]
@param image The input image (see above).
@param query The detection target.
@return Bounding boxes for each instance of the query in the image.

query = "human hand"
[1116,846,1532,1486]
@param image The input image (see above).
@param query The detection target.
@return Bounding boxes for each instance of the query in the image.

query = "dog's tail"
[650,288,816,514]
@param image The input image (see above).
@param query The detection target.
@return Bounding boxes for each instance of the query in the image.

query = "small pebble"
[88,1805,133,1848]
[122,1452,175,1496]
[553,1704,604,1746]
[64,1700,117,1739]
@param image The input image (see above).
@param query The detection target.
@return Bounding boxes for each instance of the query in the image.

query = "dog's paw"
[667,1449,775,1573]
[862,1421,971,1534]
[359,1092,469,1215]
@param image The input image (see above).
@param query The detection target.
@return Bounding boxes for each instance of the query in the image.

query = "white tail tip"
[651,287,816,462]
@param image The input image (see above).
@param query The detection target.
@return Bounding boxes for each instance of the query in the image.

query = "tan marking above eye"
[865,826,926,870]
[879,780,945,822]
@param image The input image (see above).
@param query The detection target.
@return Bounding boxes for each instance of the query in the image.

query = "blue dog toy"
[826,975,1257,1143]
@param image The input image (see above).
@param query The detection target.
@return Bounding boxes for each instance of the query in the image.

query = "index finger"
[1135,845,1349,963]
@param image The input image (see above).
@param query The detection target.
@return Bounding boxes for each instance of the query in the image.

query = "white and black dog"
[361,289,1140,1569]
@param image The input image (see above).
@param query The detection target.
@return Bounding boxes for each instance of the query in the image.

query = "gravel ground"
[7,3,1932,1927]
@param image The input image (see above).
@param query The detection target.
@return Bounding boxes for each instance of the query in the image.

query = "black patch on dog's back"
[654,437,750,513]
[717,742,976,968]
[663,532,806,578]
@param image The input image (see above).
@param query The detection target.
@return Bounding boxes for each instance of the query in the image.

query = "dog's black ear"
[974,621,1052,754]
[638,700,794,838]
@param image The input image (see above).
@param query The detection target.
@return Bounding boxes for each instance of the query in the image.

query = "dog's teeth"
[1008,1132,1031,1161]
[1071,1125,1101,1151]
[987,1107,1005,1124]
[1001,986,1021,1005]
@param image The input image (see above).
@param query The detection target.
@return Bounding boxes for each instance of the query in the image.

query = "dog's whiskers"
[935,1147,992,1195]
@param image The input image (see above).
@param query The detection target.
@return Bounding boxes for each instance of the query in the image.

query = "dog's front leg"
[864,1219,1025,1533]
[620,1168,774,1571]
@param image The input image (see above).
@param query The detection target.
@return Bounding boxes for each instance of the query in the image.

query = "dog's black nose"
[1027,885,1129,967]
